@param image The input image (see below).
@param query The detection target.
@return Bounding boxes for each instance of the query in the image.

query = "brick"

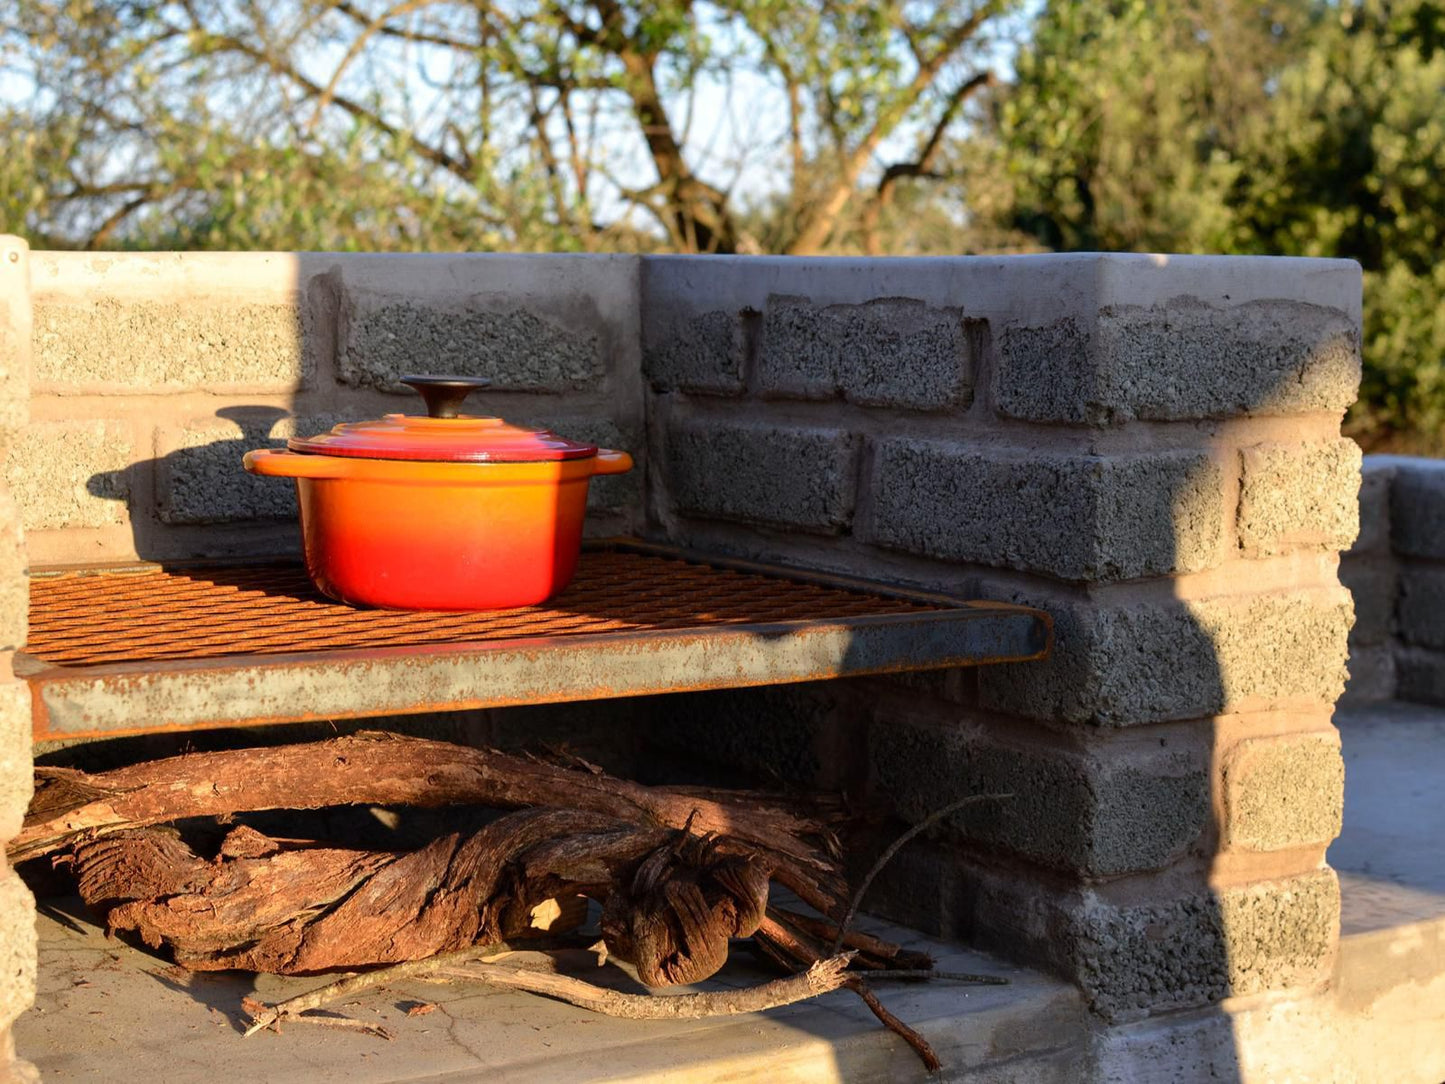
[0,492,24,653]
[867,710,1207,876]
[0,870,34,1030]
[643,309,747,394]
[1342,644,1395,704]
[996,300,1360,424]
[1391,458,1445,559]
[1221,733,1343,851]
[4,420,131,530]
[1237,439,1361,557]
[979,589,1353,725]
[1398,563,1445,649]
[1069,870,1338,1019]
[1339,557,1395,647]
[869,441,1223,582]
[33,297,310,393]
[664,420,859,532]
[0,682,30,841]
[758,296,971,410]
[340,293,605,394]
[1349,458,1395,556]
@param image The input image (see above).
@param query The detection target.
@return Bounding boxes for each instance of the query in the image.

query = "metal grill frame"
[19,539,1051,741]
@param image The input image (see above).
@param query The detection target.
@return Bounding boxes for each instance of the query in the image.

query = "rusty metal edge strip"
[29,609,1050,741]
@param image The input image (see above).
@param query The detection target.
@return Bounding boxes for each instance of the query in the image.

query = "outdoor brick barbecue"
[1,239,1433,1081]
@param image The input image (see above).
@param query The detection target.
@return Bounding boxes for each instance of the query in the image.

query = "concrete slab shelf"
[16,539,1051,741]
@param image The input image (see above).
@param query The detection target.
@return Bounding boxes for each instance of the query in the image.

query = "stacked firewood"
[13,732,999,1069]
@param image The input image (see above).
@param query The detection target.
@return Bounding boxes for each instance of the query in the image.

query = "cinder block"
[1395,647,1445,706]
[643,309,748,394]
[1068,870,1338,1019]
[33,297,310,393]
[1237,439,1361,557]
[758,296,971,410]
[1221,733,1344,851]
[643,683,857,789]
[0,492,24,653]
[0,870,35,1030]
[996,300,1360,424]
[1349,458,1396,556]
[1342,644,1395,704]
[1338,556,1395,647]
[664,420,859,532]
[866,710,1207,876]
[979,589,1353,725]
[337,261,619,392]
[869,441,1223,582]
[512,416,641,515]
[5,420,132,530]
[1391,458,1445,559]
[1398,563,1445,649]
[156,412,304,525]
[0,682,30,841]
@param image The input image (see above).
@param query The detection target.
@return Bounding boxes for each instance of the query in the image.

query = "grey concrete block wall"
[1338,455,1445,706]
[5,250,1377,1047]
[334,256,632,394]
[640,252,1362,1023]
[996,298,1360,425]
[663,418,860,532]
[868,442,1224,582]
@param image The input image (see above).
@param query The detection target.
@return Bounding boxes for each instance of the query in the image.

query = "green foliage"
[972,0,1445,451]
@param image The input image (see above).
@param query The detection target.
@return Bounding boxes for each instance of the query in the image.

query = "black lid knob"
[399,374,491,419]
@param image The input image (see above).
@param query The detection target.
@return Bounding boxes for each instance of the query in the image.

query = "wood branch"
[70,811,769,982]
[183,20,473,181]
[769,908,933,971]
[243,936,577,1036]
[756,915,941,1073]
[248,949,854,1035]
[436,953,853,1018]
[786,8,999,255]
[14,732,844,917]
[308,0,439,134]
[831,794,1010,956]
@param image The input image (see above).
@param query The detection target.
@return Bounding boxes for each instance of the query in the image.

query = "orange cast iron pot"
[242,376,633,610]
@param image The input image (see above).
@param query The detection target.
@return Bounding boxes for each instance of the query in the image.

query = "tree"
[1,0,1021,254]
[969,0,1445,451]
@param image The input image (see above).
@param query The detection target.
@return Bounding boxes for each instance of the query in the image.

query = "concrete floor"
[16,900,1085,1083]
[13,700,1445,1083]
[1331,701,1445,936]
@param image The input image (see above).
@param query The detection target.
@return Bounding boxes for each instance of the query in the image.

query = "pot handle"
[592,449,633,476]
[243,449,354,479]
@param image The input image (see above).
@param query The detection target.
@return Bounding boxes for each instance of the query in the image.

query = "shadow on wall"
[82,404,309,563]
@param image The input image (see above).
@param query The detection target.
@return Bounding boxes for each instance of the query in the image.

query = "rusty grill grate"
[26,548,940,668]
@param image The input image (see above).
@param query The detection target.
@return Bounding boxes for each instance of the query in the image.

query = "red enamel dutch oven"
[242,375,633,610]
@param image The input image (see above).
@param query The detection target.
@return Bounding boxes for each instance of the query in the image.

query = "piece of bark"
[70,812,770,982]
[16,733,843,913]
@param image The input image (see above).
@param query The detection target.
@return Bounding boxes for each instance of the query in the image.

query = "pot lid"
[287,375,599,463]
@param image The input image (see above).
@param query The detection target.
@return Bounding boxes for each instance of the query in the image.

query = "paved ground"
[1331,701,1445,936]
[15,897,1084,1083]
